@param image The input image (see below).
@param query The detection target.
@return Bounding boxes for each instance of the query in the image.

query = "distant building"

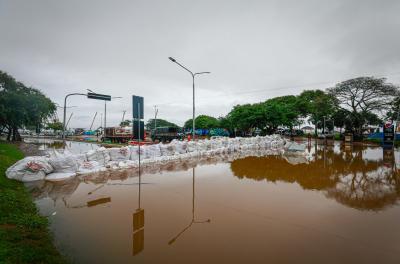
[301,126,314,134]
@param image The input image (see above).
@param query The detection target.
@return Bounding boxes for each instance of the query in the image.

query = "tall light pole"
[169,57,210,140]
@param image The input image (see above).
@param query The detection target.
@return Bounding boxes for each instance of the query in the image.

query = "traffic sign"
[87,92,111,101]
[132,95,144,119]
[383,121,394,147]
[133,120,144,140]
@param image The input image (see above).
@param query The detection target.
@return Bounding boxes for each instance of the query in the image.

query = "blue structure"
[367,132,400,141]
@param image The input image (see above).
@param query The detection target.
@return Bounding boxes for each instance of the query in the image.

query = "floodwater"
[27,144,400,263]
[23,137,99,154]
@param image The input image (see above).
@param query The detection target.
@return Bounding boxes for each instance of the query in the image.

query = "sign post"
[132,95,144,256]
[383,121,394,149]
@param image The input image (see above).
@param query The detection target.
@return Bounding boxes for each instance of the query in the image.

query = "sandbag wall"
[6,135,286,182]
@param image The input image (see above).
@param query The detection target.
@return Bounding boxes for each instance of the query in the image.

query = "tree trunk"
[12,126,21,141]
[7,127,11,141]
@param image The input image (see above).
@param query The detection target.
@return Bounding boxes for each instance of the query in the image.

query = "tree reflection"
[230,146,399,211]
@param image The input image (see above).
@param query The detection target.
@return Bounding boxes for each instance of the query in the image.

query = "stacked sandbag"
[173,140,188,155]
[145,144,162,159]
[160,143,175,156]
[6,135,296,182]
[77,160,104,174]
[108,146,131,161]
[86,147,111,165]
[129,145,139,161]
[46,152,82,181]
[6,156,54,182]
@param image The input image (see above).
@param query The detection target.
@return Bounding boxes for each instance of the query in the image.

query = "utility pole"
[154,105,158,133]
[66,112,73,130]
[121,110,126,124]
[90,112,97,130]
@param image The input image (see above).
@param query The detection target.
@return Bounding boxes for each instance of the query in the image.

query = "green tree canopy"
[0,71,56,141]
[184,115,219,129]
[328,77,399,136]
[297,90,338,133]
[120,120,132,127]
[146,118,179,130]
[46,121,63,131]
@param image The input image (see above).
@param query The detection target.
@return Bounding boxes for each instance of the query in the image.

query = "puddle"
[27,144,400,263]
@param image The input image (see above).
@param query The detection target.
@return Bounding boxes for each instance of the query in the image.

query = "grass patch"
[0,142,67,264]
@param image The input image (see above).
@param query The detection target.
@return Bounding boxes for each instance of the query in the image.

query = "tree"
[120,120,132,127]
[184,115,220,129]
[226,104,256,132]
[264,95,301,131]
[0,71,56,141]
[332,109,350,134]
[297,90,338,134]
[328,77,399,136]
[145,118,179,130]
[47,121,63,131]
[387,96,400,121]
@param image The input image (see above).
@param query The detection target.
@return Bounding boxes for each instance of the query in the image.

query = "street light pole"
[169,57,210,140]
[63,93,86,140]
[104,100,107,138]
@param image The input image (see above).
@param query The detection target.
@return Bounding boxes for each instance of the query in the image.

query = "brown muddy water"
[26,144,400,263]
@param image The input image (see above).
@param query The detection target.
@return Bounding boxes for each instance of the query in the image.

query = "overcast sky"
[1,0,400,128]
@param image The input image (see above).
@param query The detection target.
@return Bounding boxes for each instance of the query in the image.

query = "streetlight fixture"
[168,57,210,140]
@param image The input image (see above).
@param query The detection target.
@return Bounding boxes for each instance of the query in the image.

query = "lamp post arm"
[173,60,194,76]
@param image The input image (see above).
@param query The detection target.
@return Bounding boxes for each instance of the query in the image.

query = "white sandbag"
[86,147,111,165]
[46,172,76,182]
[160,143,175,156]
[108,146,131,161]
[6,156,53,182]
[146,144,162,158]
[49,154,79,173]
[129,146,139,161]
[77,160,103,174]
[174,141,187,154]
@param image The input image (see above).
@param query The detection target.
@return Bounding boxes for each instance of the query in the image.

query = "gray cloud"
[1,0,399,128]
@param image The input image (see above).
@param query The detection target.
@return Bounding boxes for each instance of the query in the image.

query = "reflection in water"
[27,144,400,263]
[23,137,99,154]
[168,168,211,245]
[132,165,145,256]
[231,145,399,211]
[87,197,111,207]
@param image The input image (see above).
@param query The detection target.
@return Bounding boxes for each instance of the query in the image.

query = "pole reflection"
[132,164,145,256]
[168,167,211,245]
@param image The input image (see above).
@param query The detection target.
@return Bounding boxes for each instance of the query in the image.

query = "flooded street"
[27,144,400,263]
[23,137,99,155]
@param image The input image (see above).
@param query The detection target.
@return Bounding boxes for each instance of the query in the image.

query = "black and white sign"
[383,121,394,147]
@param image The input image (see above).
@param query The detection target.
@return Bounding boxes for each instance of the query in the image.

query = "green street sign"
[87,92,111,101]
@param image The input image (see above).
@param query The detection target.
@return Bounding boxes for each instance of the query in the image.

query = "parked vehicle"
[103,126,145,143]
[151,126,183,142]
